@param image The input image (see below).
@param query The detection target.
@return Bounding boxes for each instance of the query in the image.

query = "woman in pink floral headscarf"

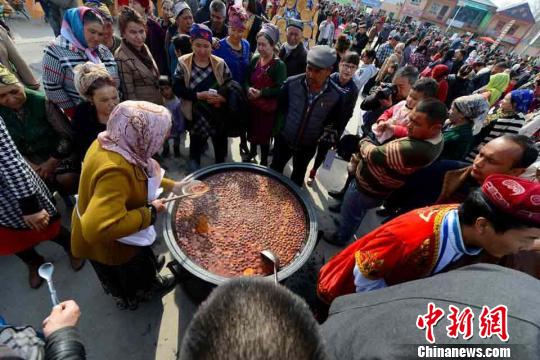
[72,100,185,310]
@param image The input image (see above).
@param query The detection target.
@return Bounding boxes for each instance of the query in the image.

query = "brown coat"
[0,26,39,89]
[114,41,163,105]
[435,166,472,204]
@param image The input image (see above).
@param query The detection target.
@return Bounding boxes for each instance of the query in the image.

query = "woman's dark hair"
[246,0,257,14]
[442,49,455,63]
[405,36,417,48]
[118,6,146,35]
[459,189,536,233]
[83,9,104,26]
[335,34,351,54]
[414,45,427,55]
[341,51,360,66]
[86,77,116,98]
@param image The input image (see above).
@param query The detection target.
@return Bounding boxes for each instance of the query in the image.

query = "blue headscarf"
[511,89,534,114]
[60,7,102,63]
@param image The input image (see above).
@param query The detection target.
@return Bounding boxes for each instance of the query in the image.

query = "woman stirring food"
[71,101,186,310]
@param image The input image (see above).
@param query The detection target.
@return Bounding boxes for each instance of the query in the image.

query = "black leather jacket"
[0,325,85,360]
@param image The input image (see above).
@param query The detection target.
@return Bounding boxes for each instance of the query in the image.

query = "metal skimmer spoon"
[38,262,60,306]
[260,250,280,285]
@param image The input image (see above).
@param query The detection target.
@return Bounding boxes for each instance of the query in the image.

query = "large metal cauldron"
[163,163,318,289]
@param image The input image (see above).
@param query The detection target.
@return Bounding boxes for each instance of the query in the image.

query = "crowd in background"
[1,0,540,358]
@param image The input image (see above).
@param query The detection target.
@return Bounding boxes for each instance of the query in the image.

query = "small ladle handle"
[47,281,60,306]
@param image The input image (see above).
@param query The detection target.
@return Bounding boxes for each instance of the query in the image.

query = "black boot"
[328,189,346,200]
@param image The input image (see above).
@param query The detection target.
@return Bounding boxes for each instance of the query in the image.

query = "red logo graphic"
[417,303,509,343]
[479,305,509,342]
[416,303,445,344]
[446,305,474,340]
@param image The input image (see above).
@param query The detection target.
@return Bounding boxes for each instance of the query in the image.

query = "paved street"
[0,18,382,359]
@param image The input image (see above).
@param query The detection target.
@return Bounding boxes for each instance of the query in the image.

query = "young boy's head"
[338,52,360,83]
[159,75,174,99]
[405,77,438,110]
[407,98,447,140]
[173,34,192,58]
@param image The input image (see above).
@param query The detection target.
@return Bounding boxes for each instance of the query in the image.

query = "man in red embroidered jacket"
[318,174,540,304]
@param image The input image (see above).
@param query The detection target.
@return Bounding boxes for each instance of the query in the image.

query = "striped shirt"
[465,111,526,163]
[355,134,444,198]
[42,36,118,111]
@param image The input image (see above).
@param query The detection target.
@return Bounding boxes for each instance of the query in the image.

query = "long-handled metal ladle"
[162,180,210,204]
[260,250,280,285]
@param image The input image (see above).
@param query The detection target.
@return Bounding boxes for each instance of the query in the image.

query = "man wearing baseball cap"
[318,174,540,304]
[271,45,346,187]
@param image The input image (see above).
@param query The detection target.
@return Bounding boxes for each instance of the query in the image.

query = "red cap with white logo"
[482,174,540,225]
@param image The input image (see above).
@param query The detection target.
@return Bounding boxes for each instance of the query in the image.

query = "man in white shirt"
[353,49,378,94]
[317,12,335,46]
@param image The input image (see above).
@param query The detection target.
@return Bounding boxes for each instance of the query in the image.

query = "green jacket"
[441,123,473,161]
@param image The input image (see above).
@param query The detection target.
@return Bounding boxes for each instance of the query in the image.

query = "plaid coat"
[42,36,118,112]
[0,117,57,229]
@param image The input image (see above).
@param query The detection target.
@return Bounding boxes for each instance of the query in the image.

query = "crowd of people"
[1,0,540,358]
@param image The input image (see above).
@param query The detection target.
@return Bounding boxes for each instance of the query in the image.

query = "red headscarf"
[431,64,449,102]
[431,64,449,82]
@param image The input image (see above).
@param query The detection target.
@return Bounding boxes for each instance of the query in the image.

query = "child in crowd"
[159,76,184,157]
[169,34,192,78]
[372,77,439,143]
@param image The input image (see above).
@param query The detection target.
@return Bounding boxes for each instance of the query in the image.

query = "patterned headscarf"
[98,101,172,175]
[485,73,510,106]
[510,89,534,114]
[0,64,19,87]
[228,4,248,30]
[190,23,213,44]
[453,94,490,135]
[74,62,114,100]
[61,7,103,64]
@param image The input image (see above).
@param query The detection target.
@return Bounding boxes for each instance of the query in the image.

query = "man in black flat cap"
[278,18,308,77]
[271,45,345,187]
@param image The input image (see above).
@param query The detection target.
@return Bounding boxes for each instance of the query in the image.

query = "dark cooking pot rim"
[163,163,318,285]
